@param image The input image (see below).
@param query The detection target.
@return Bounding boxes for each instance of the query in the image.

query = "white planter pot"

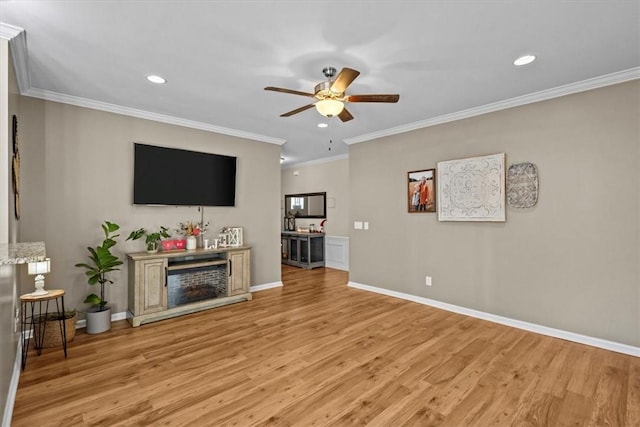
[86,307,111,334]
[186,236,197,250]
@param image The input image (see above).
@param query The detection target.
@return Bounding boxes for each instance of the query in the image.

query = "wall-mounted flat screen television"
[133,143,236,206]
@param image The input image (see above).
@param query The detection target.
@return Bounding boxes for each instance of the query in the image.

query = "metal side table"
[20,289,68,370]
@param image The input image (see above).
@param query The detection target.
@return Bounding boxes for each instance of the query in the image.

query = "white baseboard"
[2,339,21,427]
[250,281,283,292]
[325,236,349,271]
[348,281,640,357]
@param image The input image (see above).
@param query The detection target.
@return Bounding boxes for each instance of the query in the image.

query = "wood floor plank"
[11,265,639,426]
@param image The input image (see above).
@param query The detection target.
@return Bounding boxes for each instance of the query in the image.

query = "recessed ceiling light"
[317,123,328,128]
[513,55,536,66]
[146,75,166,84]
[280,157,285,164]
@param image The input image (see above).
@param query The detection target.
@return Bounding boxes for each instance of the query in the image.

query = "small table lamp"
[28,258,51,296]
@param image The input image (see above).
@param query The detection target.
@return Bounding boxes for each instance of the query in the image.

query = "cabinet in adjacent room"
[281,232,324,269]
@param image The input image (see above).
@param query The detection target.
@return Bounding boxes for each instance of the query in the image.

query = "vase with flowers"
[177,221,209,250]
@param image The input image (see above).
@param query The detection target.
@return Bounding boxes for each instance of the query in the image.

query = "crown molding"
[0,22,22,40]
[344,67,640,145]
[281,153,349,170]
[0,22,30,94]
[5,22,636,150]
[24,87,286,145]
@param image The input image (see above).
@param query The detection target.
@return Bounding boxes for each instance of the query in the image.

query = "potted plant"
[126,226,171,253]
[75,220,123,334]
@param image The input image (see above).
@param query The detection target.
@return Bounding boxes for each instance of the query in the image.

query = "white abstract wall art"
[506,162,539,208]
[437,153,506,222]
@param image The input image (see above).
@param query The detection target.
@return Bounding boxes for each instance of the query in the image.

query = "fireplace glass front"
[167,264,228,309]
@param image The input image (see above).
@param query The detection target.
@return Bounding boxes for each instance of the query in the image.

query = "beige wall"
[18,98,282,317]
[281,157,349,237]
[1,39,20,423]
[349,81,640,347]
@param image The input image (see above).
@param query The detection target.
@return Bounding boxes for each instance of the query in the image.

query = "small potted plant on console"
[127,226,171,253]
[75,220,123,334]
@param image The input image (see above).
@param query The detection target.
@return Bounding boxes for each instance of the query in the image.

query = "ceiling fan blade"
[265,86,315,98]
[330,68,360,93]
[346,94,400,103]
[338,108,354,122]
[280,104,315,117]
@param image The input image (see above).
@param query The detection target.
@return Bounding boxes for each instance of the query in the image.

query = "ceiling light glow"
[315,99,344,117]
[317,123,328,128]
[513,55,536,66]
[146,75,166,84]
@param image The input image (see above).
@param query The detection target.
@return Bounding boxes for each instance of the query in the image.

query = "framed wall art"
[12,115,20,220]
[506,162,539,208]
[407,169,436,213]
[436,153,506,222]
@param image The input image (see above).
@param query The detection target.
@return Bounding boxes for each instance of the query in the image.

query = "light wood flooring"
[12,265,639,426]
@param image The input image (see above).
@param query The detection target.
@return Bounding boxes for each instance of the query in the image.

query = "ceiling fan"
[264,67,399,122]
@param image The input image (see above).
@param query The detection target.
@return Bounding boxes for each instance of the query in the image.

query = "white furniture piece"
[127,246,251,327]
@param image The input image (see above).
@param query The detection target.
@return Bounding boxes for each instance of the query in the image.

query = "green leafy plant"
[126,226,171,251]
[75,221,123,312]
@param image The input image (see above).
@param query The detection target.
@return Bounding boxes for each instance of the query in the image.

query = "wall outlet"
[425,276,432,287]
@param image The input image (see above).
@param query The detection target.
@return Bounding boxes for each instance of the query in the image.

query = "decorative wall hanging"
[506,162,539,208]
[437,153,506,222]
[407,169,436,213]
[12,115,20,220]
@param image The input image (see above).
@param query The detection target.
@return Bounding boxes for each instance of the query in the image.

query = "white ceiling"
[1,1,639,166]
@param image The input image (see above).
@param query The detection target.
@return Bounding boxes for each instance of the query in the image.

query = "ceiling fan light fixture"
[315,99,344,117]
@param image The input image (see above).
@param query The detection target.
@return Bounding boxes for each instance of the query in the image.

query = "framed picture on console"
[408,169,435,213]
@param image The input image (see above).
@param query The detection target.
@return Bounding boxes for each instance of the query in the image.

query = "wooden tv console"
[127,246,251,327]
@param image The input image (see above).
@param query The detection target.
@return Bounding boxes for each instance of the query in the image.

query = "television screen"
[133,143,236,206]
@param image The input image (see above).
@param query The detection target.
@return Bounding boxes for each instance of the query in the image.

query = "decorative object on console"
[186,236,197,251]
[284,215,296,231]
[177,220,209,237]
[174,239,186,250]
[506,162,539,208]
[408,169,436,213]
[28,258,51,296]
[126,226,171,253]
[223,227,243,247]
[161,240,176,251]
[75,220,124,334]
[437,153,506,222]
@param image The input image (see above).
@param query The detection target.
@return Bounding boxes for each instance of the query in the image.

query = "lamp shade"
[315,99,344,117]
[28,258,51,275]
